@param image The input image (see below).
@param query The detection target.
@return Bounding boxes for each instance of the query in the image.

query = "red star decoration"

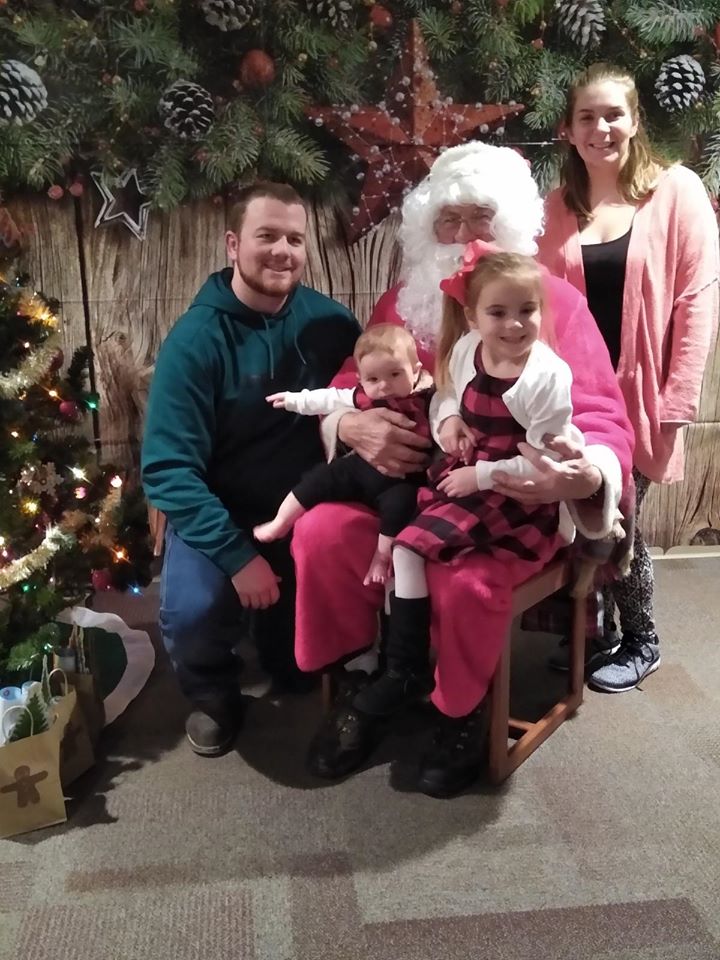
[307,20,524,242]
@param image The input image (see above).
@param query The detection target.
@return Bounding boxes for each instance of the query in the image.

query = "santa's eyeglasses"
[434,211,494,237]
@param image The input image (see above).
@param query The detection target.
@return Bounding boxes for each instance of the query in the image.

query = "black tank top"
[581,227,632,370]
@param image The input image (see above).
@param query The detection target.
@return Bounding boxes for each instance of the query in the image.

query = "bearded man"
[142,182,360,756]
[292,143,635,797]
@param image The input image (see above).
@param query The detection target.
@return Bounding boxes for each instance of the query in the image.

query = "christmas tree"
[1,1,720,216]
[0,263,153,678]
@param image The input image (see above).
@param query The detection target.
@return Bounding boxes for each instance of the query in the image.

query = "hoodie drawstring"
[261,314,275,381]
[260,311,308,381]
[293,324,308,366]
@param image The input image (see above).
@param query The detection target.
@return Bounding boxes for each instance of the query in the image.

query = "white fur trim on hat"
[399,142,544,267]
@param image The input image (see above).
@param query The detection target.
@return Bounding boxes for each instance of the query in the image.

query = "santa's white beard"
[396,243,465,348]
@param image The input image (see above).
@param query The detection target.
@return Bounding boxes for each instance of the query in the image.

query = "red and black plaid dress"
[395,344,560,564]
[353,386,433,444]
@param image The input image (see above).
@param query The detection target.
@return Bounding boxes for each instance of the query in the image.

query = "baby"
[253,324,433,586]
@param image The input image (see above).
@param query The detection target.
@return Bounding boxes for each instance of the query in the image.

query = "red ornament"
[450,0,462,14]
[239,50,276,88]
[531,37,544,49]
[49,348,64,371]
[68,181,84,198]
[305,19,525,241]
[91,568,113,592]
[133,0,147,10]
[370,3,393,29]
[58,400,82,422]
[47,185,64,201]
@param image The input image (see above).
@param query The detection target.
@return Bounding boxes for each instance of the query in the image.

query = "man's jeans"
[159,525,297,705]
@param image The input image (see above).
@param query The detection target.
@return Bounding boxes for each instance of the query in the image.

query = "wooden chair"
[487,553,592,784]
[322,552,594,784]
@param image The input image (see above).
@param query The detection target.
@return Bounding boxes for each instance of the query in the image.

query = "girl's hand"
[437,466,478,498]
[266,392,289,409]
[438,416,475,463]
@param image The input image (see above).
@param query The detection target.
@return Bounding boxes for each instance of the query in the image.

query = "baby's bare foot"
[363,551,392,587]
[253,518,290,542]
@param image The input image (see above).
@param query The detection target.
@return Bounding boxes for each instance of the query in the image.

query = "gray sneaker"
[547,631,620,672]
[588,635,660,693]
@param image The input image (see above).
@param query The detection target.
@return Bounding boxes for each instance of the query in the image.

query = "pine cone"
[555,0,606,49]
[655,55,705,112]
[0,59,48,126]
[305,0,354,30]
[200,0,257,31]
[158,81,215,140]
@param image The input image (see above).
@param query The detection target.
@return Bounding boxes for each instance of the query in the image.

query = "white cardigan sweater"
[431,332,584,491]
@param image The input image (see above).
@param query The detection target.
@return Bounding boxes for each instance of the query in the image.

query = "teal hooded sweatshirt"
[141,268,360,577]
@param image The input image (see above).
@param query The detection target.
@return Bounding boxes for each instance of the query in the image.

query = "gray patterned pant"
[603,469,657,641]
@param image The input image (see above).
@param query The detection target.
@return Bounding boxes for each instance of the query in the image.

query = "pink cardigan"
[537,165,719,483]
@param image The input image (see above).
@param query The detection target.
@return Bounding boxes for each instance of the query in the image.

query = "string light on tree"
[0,272,153,671]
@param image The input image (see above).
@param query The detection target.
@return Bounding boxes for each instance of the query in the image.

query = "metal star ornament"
[307,20,524,241]
[91,167,150,241]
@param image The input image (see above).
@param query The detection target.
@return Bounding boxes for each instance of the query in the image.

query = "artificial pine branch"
[417,9,461,61]
[110,13,198,74]
[261,127,330,183]
[699,133,720,195]
[145,142,190,210]
[511,0,552,27]
[623,1,717,45]
[201,101,261,186]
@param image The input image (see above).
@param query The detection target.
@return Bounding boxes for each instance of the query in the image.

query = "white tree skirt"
[57,606,155,725]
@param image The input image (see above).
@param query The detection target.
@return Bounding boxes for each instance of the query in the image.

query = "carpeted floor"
[1,558,718,960]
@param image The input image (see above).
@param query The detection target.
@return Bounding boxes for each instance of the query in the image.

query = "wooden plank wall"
[6,194,719,549]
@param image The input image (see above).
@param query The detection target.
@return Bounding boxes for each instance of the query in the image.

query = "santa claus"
[292,142,634,797]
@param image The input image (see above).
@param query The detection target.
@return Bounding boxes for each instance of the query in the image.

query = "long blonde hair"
[435,253,548,388]
[560,63,669,220]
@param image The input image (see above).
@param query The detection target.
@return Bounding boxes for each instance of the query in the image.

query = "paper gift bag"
[54,624,105,745]
[48,669,94,787]
[0,706,66,839]
[65,672,104,747]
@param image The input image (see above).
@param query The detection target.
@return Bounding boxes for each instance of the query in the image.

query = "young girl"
[538,63,719,692]
[253,324,433,586]
[353,243,584,717]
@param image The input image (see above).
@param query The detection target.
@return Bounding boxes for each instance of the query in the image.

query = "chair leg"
[488,591,588,785]
[568,590,588,709]
[487,632,512,785]
[321,673,335,713]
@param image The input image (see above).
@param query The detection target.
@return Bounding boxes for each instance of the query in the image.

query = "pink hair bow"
[439,239,500,306]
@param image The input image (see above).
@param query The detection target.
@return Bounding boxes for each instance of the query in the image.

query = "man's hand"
[492,440,602,504]
[266,392,289,409]
[437,415,475,463]
[231,555,281,609]
[338,408,432,478]
[437,466,478,498]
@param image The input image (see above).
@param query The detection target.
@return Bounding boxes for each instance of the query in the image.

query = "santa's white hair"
[396,142,545,346]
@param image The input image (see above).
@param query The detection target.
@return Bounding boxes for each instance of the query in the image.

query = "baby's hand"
[266,392,289,409]
[437,466,478,499]
[438,415,475,463]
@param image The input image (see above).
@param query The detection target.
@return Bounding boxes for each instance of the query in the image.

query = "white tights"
[392,545,429,599]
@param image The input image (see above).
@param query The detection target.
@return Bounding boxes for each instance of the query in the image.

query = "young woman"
[537,63,719,693]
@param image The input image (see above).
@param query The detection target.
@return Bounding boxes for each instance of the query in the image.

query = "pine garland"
[1,0,720,206]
